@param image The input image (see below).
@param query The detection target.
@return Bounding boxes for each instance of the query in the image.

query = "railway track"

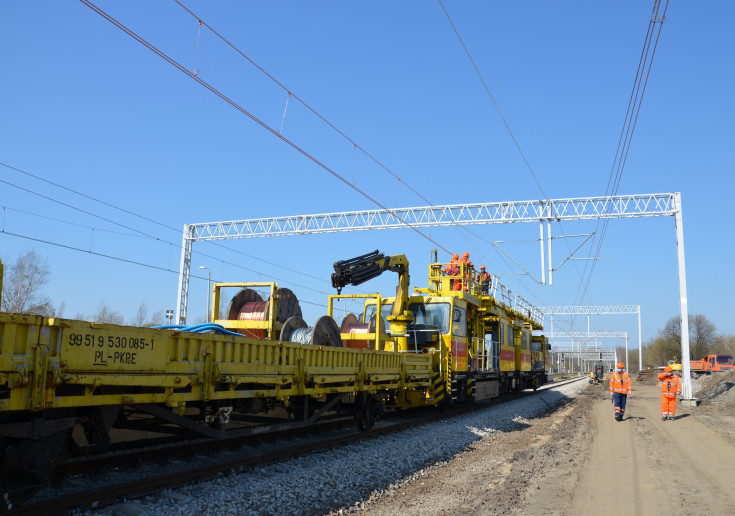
[8,377,584,515]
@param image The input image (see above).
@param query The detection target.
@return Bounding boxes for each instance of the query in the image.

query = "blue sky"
[1,1,733,349]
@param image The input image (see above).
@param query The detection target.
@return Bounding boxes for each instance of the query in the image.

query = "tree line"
[1,249,165,326]
[617,314,735,371]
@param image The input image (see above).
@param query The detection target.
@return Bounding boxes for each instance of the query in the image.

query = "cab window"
[452,306,466,338]
[364,302,451,334]
[507,325,514,348]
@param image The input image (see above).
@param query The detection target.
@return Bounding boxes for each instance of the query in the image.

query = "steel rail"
[10,377,584,515]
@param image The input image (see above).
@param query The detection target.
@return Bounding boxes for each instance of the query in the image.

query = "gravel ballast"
[92,379,587,516]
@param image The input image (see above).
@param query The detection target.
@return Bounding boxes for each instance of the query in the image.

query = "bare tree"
[128,302,163,327]
[130,302,149,327]
[712,334,735,356]
[91,302,124,325]
[690,314,717,358]
[1,249,54,315]
[662,314,717,359]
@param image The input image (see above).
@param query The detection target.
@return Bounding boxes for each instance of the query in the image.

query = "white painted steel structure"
[551,332,629,373]
[541,305,642,370]
[175,192,691,398]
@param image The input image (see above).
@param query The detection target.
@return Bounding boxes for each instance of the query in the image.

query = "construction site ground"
[352,371,735,515]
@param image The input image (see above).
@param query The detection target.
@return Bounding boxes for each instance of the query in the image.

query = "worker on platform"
[657,365,681,421]
[443,254,460,289]
[458,252,473,269]
[609,362,632,421]
[457,252,474,291]
[479,265,491,294]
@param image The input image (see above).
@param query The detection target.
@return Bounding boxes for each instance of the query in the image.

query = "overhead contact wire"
[172,0,435,208]
[573,0,668,310]
[79,0,451,256]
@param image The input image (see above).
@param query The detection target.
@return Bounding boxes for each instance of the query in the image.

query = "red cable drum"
[340,313,371,349]
[226,288,303,339]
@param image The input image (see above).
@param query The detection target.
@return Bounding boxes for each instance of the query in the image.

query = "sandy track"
[355,379,735,515]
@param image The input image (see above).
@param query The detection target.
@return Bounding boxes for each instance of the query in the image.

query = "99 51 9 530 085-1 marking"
[65,332,156,365]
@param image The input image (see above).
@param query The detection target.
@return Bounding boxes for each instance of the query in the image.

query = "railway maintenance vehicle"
[0,251,549,507]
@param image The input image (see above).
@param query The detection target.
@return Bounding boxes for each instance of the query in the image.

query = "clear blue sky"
[1,1,733,348]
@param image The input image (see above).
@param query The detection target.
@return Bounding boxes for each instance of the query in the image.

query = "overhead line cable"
[0,175,343,297]
[173,0,489,265]
[438,0,547,200]
[0,230,333,310]
[0,161,354,287]
[0,204,151,238]
[573,0,668,309]
[438,0,592,299]
[172,0,435,208]
[79,0,452,256]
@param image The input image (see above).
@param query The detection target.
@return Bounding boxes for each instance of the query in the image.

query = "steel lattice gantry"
[175,192,692,399]
[549,331,629,374]
[540,305,642,369]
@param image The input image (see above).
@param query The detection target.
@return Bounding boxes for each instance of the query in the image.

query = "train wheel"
[356,393,383,431]
[0,429,72,509]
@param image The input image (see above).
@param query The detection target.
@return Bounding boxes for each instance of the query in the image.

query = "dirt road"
[351,377,735,515]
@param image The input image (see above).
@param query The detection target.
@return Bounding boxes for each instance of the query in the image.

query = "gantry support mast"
[176,192,692,398]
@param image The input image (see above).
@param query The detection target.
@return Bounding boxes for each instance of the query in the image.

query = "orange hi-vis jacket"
[609,371,632,395]
[443,259,459,276]
[658,373,681,398]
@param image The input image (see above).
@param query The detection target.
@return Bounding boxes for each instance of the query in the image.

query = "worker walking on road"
[657,365,681,421]
[609,362,632,421]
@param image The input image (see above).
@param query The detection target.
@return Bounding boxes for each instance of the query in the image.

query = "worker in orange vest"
[457,252,474,291]
[479,265,491,294]
[609,362,632,421]
[443,254,460,290]
[657,365,681,421]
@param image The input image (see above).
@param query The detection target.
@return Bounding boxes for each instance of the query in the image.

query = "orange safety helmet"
[452,253,459,260]
[480,265,485,269]
[462,252,470,258]
[664,365,673,373]
[616,362,624,369]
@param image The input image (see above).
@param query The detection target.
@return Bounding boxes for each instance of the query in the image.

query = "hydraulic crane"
[331,250,414,351]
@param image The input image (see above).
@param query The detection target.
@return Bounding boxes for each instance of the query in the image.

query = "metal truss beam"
[549,331,627,339]
[542,305,642,369]
[175,192,690,399]
[184,193,677,241]
[540,305,639,315]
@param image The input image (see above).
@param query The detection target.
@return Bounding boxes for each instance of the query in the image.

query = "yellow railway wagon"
[498,320,516,372]
[0,312,433,413]
[515,328,532,373]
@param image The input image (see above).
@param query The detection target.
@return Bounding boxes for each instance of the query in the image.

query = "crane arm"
[331,250,410,318]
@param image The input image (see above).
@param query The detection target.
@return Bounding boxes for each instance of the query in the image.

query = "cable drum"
[340,313,387,350]
[280,315,342,347]
[340,313,370,349]
[227,288,303,339]
[287,327,313,345]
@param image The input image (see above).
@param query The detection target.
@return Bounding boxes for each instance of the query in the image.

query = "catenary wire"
[437,0,591,301]
[0,230,330,310]
[78,0,452,257]
[573,0,668,310]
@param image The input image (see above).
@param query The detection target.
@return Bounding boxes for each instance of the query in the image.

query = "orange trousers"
[661,395,677,417]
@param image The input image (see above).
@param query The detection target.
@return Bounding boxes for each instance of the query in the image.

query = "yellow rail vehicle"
[334,250,550,408]
[0,251,549,506]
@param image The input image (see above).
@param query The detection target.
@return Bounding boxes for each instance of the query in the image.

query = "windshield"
[363,302,450,334]
[717,355,733,365]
